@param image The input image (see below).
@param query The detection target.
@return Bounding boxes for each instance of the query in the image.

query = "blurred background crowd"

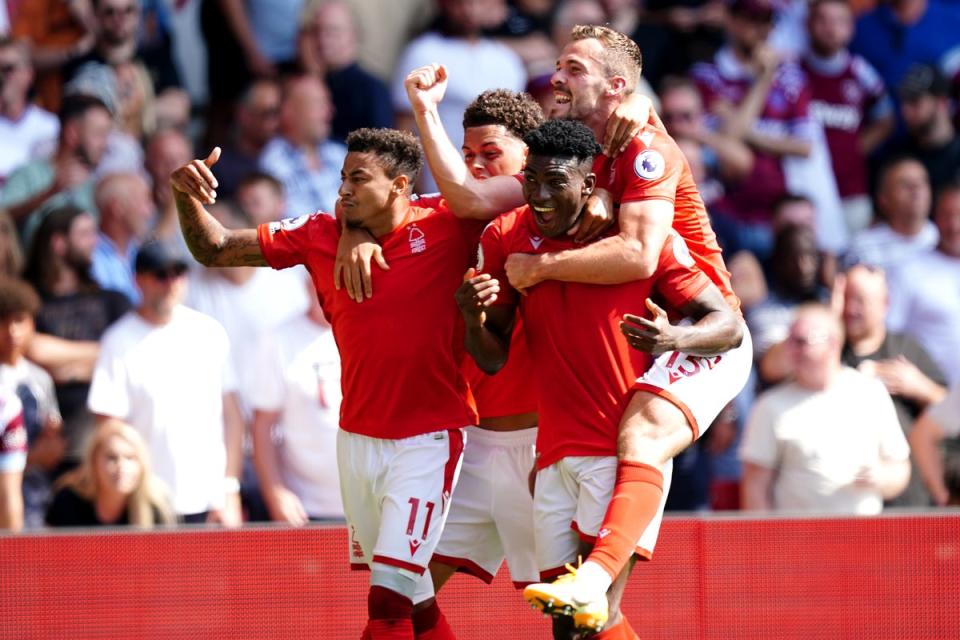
[0,0,958,532]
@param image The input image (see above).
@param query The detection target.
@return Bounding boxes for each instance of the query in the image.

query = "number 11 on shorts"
[405,497,436,557]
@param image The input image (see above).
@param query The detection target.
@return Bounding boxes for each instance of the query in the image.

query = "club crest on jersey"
[530,235,543,249]
[408,224,426,253]
[634,150,665,180]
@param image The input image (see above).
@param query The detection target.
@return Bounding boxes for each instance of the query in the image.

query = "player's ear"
[391,174,410,195]
[606,76,628,97]
[582,172,596,197]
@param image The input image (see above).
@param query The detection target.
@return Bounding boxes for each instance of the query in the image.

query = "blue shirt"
[851,1,960,92]
[91,233,140,305]
[259,137,347,218]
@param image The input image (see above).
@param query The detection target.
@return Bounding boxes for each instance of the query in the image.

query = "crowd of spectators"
[0,0,959,532]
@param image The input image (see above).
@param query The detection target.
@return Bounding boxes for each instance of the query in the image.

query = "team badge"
[530,235,543,249]
[408,224,426,253]
[634,150,665,180]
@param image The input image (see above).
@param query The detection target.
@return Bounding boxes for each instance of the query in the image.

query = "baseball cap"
[729,0,776,22]
[899,64,950,100]
[135,240,189,276]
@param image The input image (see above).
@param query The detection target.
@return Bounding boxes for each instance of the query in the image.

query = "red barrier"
[3,515,958,639]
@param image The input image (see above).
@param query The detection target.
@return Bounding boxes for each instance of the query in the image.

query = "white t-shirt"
[184,267,308,413]
[87,306,236,515]
[391,32,526,191]
[886,250,960,385]
[740,367,909,515]
[0,105,59,181]
[249,314,343,519]
[846,222,939,275]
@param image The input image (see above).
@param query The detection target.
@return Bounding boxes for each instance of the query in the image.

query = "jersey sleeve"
[616,135,683,204]
[476,218,518,307]
[653,234,711,311]
[257,213,336,270]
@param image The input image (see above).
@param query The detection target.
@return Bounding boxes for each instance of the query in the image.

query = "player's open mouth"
[554,91,571,105]
[532,205,556,223]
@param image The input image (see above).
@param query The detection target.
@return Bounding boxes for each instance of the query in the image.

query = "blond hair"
[57,422,175,527]
[570,25,643,93]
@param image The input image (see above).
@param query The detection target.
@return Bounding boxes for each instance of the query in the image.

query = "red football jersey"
[258,203,483,439]
[478,207,711,468]
[412,195,538,421]
[593,124,740,313]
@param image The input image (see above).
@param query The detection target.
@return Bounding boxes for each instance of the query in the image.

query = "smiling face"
[461,124,528,180]
[550,38,612,121]
[522,153,595,238]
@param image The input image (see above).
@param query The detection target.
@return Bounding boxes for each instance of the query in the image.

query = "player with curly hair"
[172,128,486,640]
[456,119,743,639]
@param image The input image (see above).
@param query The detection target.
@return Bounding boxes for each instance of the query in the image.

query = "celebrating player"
[399,26,752,631]
[426,90,543,595]
[457,118,743,639]
[172,129,482,640]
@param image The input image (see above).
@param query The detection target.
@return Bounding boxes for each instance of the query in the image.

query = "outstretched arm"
[506,198,673,290]
[620,285,742,358]
[171,147,268,267]
[455,269,516,374]
[405,65,525,219]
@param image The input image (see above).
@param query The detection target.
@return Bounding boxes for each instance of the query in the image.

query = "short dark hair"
[346,128,423,184]
[58,93,110,128]
[462,89,544,139]
[773,193,813,214]
[238,171,284,197]
[875,153,926,194]
[0,279,40,319]
[523,119,601,165]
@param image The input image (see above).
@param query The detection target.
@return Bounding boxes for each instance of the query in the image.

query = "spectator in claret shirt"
[690,0,816,262]
[802,0,894,236]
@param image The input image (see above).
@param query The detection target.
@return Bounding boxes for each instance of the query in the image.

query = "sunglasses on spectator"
[149,265,188,281]
[786,331,832,347]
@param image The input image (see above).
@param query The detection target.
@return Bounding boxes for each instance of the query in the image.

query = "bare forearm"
[6,183,58,224]
[222,394,245,479]
[174,190,266,266]
[726,74,775,138]
[0,473,23,531]
[700,131,754,182]
[674,312,743,356]
[216,0,261,56]
[743,131,811,158]
[26,334,98,381]
[251,411,284,494]
[741,468,774,510]
[412,106,522,218]
[538,234,656,284]
[909,419,948,504]
[464,325,511,375]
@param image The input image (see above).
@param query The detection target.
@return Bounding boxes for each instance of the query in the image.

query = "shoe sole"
[524,590,606,632]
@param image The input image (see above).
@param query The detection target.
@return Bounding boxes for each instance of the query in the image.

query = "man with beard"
[0,94,111,235]
[894,64,960,191]
[23,205,131,472]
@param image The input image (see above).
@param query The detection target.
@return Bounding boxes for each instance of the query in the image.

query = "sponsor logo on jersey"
[408,224,426,253]
[530,235,543,249]
[634,150,665,180]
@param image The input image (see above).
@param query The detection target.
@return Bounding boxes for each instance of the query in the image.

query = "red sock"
[412,599,456,640]
[588,461,663,580]
[593,616,639,640]
[366,586,414,640]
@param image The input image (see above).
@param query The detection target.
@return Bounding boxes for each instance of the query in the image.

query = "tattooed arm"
[171,147,268,267]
